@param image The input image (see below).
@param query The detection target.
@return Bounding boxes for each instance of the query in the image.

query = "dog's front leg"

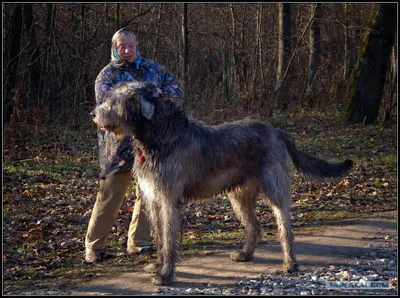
[152,197,182,286]
[145,198,163,275]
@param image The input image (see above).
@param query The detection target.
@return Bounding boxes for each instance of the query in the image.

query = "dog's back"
[161,118,286,201]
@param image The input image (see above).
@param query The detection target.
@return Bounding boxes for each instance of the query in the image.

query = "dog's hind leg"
[228,180,261,262]
[261,166,298,273]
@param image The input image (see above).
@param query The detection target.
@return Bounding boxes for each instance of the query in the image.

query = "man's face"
[116,35,137,63]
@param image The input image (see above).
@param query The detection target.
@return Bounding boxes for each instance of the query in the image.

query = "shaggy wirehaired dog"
[91,81,353,286]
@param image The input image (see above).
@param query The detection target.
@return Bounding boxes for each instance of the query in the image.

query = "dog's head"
[91,81,162,135]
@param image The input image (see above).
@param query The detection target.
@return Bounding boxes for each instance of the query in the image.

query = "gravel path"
[7,214,397,296]
[156,235,397,295]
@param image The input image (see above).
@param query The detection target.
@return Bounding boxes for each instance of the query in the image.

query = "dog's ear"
[141,97,155,120]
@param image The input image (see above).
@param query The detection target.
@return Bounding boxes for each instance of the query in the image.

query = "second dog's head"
[91,81,162,135]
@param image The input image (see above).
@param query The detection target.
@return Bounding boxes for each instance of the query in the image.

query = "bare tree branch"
[275,3,317,97]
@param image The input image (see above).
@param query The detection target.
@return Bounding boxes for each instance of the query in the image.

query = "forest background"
[3,3,397,128]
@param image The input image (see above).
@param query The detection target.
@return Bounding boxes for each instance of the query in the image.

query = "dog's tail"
[278,130,353,179]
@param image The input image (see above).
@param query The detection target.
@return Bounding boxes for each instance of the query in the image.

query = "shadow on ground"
[68,215,397,295]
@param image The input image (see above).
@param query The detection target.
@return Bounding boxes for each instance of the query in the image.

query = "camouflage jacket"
[94,58,183,172]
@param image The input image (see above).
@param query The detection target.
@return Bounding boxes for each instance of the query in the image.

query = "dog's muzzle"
[90,108,104,130]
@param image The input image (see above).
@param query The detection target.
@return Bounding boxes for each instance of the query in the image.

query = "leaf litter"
[3,112,397,294]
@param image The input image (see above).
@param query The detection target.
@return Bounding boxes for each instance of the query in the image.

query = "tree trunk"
[343,3,350,80]
[306,3,321,107]
[115,3,120,31]
[4,3,23,123]
[80,4,86,59]
[257,4,265,89]
[275,3,291,110]
[152,3,163,60]
[182,3,189,105]
[104,3,110,61]
[41,3,56,110]
[241,4,247,83]
[45,3,56,49]
[24,3,41,105]
[229,4,238,87]
[80,4,93,108]
[223,25,231,104]
[384,44,397,123]
[345,3,397,124]
[253,4,269,115]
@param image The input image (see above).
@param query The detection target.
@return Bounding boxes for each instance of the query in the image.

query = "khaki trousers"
[85,171,151,251]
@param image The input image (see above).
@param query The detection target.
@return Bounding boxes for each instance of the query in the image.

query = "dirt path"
[68,213,397,295]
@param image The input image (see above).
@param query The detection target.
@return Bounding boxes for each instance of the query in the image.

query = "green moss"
[345,4,380,123]
[311,210,352,222]
[372,153,397,165]
[107,238,123,248]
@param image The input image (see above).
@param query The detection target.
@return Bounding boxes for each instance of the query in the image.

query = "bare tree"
[383,43,397,123]
[104,3,110,61]
[345,3,397,124]
[343,3,350,80]
[24,4,41,104]
[253,4,269,113]
[4,3,23,123]
[2,3,391,127]
[275,3,291,110]
[41,3,56,109]
[182,3,189,105]
[152,3,163,60]
[241,4,248,83]
[115,3,120,31]
[306,3,321,107]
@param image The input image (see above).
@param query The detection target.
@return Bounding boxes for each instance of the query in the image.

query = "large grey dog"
[91,81,353,286]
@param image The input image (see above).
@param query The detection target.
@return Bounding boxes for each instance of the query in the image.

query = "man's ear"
[141,97,155,120]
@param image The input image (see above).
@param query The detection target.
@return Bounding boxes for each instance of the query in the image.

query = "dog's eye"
[145,83,156,94]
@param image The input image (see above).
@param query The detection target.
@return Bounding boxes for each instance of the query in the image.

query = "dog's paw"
[283,262,299,273]
[230,251,252,262]
[152,274,174,286]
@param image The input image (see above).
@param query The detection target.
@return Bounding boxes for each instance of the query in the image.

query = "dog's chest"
[137,177,156,201]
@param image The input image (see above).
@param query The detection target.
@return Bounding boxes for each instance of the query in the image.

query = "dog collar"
[138,148,145,163]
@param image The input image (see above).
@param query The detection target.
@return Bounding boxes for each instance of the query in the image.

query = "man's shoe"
[85,248,103,263]
[126,245,156,255]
